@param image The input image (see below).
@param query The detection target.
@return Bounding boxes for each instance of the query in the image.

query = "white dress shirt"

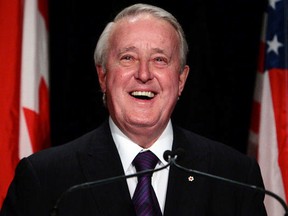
[109,116,173,213]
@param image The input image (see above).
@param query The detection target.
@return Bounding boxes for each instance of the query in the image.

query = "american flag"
[248,0,288,215]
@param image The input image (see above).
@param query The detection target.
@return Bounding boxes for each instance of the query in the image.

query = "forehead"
[109,15,179,51]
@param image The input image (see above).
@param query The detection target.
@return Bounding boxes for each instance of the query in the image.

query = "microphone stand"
[50,160,172,216]
[167,155,288,216]
[51,151,288,216]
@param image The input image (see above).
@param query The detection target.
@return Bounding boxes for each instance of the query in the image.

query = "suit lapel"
[76,121,135,215]
[164,126,211,216]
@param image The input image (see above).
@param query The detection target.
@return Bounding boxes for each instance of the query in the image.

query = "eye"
[119,54,136,66]
[154,56,168,65]
[121,55,134,61]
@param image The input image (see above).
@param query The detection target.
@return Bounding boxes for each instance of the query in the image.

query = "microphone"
[51,148,288,215]
[163,148,185,162]
[50,153,174,216]
[164,148,288,216]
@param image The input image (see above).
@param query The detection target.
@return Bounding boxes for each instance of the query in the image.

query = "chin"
[127,117,159,128]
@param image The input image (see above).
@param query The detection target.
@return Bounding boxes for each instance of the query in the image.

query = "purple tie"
[132,150,162,216]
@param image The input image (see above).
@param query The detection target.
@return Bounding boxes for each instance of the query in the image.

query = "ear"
[96,64,107,93]
[178,65,189,96]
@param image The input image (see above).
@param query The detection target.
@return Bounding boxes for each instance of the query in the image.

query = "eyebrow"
[119,46,166,55]
[118,46,137,55]
[151,48,165,54]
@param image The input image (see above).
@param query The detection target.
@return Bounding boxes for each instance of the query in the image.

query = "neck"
[123,123,166,148]
[110,117,170,148]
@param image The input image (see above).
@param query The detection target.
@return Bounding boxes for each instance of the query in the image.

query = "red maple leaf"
[23,77,50,152]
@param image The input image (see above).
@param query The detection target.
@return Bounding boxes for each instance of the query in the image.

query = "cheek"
[106,73,129,102]
[106,71,124,88]
[162,74,181,93]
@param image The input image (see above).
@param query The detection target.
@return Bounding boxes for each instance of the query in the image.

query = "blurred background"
[49,0,267,153]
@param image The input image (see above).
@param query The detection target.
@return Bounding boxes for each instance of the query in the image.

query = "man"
[0,3,267,216]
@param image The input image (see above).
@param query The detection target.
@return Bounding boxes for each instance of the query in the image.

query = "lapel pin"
[188,176,194,182]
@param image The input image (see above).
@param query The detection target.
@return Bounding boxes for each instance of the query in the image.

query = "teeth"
[131,91,155,98]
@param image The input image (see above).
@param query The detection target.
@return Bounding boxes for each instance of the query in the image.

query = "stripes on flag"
[248,0,288,215]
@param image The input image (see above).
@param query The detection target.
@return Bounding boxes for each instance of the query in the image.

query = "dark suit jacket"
[0,120,267,216]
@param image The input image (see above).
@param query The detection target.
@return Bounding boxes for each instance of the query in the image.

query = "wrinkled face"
[97,15,189,142]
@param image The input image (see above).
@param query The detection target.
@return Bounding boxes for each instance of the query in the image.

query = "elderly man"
[0,3,266,216]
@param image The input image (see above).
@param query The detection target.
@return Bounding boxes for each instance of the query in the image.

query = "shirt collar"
[109,116,173,172]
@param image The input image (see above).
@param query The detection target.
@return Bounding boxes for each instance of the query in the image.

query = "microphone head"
[173,148,185,161]
[163,150,173,162]
[163,148,185,162]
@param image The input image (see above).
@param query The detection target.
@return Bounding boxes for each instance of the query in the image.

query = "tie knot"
[133,150,159,172]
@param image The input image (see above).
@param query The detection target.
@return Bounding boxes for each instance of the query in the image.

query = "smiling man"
[0,3,267,216]
[95,8,189,149]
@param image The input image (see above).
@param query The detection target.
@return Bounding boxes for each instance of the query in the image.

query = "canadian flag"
[0,0,50,207]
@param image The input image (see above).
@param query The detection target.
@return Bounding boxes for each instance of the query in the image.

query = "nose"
[135,61,154,82]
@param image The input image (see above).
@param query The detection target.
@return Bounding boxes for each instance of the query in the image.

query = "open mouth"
[130,91,156,100]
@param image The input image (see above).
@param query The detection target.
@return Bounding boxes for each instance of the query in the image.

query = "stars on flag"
[264,0,286,70]
[267,35,283,55]
[269,0,281,9]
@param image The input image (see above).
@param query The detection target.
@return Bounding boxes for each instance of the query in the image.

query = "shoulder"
[25,120,111,166]
[174,125,248,156]
[172,124,259,176]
